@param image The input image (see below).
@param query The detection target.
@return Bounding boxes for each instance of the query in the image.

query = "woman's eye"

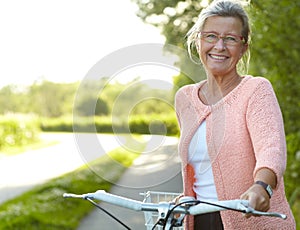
[225,36,237,42]
[206,33,218,39]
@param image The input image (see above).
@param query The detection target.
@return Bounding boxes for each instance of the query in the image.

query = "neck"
[208,73,241,93]
[202,73,242,105]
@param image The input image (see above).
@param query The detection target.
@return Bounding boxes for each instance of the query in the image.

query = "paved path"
[77,140,183,230]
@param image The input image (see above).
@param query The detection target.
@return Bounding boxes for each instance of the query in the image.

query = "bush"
[128,114,179,136]
[41,114,179,136]
[285,131,300,226]
[0,115,40,150]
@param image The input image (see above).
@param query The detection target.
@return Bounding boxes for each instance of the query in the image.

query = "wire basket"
[140,191,184,230]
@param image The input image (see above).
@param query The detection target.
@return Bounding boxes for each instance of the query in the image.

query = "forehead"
[203,16,243,34]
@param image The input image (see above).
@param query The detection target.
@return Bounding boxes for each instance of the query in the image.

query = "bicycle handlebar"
[63,190,287,220]
[64,190,144,211]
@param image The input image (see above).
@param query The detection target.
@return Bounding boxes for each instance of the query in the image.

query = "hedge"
[0,116,40,150]
[40,114,179,136]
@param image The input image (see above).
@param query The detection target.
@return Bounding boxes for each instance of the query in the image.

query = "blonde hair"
[186,0,251,74]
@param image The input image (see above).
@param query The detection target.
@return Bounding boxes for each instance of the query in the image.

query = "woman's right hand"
[240,184,270,218]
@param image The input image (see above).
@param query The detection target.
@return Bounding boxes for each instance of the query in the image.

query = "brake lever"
[240,202,287,220]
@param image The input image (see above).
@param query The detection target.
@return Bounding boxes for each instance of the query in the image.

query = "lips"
[209,54,228,60]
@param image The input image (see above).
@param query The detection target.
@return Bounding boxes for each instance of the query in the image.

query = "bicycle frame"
[63,190,287,230]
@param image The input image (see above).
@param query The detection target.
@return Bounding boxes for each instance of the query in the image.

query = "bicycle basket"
[140,191,184,230]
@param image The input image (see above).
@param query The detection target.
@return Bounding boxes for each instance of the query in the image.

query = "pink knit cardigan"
[175,76,295,229]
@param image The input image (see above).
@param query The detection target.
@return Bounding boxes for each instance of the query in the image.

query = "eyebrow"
[201,31,241,36]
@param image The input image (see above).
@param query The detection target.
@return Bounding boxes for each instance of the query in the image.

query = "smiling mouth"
[209,54,228,60]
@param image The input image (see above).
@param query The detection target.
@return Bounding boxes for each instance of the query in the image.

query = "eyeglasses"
[199,32,245,45]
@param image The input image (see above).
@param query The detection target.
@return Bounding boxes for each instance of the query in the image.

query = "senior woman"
[175,0,296,229]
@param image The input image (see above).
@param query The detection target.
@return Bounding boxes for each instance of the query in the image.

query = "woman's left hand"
[240,184,270,218]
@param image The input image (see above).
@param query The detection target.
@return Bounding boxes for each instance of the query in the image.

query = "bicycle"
[63,189,287,230]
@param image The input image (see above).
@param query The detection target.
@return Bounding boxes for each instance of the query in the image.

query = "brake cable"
[86,197,131,230]
[161,199,248,230]
[161,200,200,230]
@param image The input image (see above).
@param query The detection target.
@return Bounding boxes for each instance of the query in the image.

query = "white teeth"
[210,54,226,60]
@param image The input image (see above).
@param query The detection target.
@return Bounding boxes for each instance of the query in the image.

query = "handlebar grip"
[246,208,287,219]
[189,199,249,215]
[84,190,144,211]
[63,190,143,211]
[63,193,84,198]
[189,199,287,220]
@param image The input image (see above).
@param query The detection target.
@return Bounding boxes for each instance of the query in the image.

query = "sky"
[0,0,178,88]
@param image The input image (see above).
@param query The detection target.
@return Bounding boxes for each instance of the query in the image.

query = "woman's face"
[197,16,248,76]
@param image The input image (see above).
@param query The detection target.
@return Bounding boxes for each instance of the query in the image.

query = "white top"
[188,121,218,201]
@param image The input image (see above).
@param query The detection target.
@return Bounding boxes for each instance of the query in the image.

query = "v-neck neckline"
[194,75,251,110]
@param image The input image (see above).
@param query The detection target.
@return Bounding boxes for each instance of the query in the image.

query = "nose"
[213,38,226,50]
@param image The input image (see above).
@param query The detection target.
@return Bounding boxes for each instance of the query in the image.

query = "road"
[0,133,179,206]
[0,133,127,204]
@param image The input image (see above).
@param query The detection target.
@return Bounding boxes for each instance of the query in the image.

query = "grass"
[0,135,145,230]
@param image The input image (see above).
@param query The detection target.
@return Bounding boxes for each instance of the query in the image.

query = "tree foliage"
[0,78,174,118]
[132,0,203,47]
[74,96,109,116]
[29,81,77,117]
[132,0,208,87]
[249,0,300,134]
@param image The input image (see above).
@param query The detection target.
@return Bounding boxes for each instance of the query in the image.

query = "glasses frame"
[198,31,245,45]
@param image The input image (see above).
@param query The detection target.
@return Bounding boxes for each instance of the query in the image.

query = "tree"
[132,0,209,88]
[249,0,300,134]
[29,80,77,117]
[74,96,109,116]
[0,85,21,113]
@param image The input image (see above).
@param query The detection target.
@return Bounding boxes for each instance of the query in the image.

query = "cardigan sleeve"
[246,77,286,189]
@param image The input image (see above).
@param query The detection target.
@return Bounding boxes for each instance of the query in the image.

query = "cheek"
[197,42,209,59]
[236,45,247,59]
[236,49,245,60]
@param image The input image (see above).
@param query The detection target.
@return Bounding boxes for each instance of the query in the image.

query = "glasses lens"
[223,35,240,44]
[200,32,243,45]
[202,33,218,43]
